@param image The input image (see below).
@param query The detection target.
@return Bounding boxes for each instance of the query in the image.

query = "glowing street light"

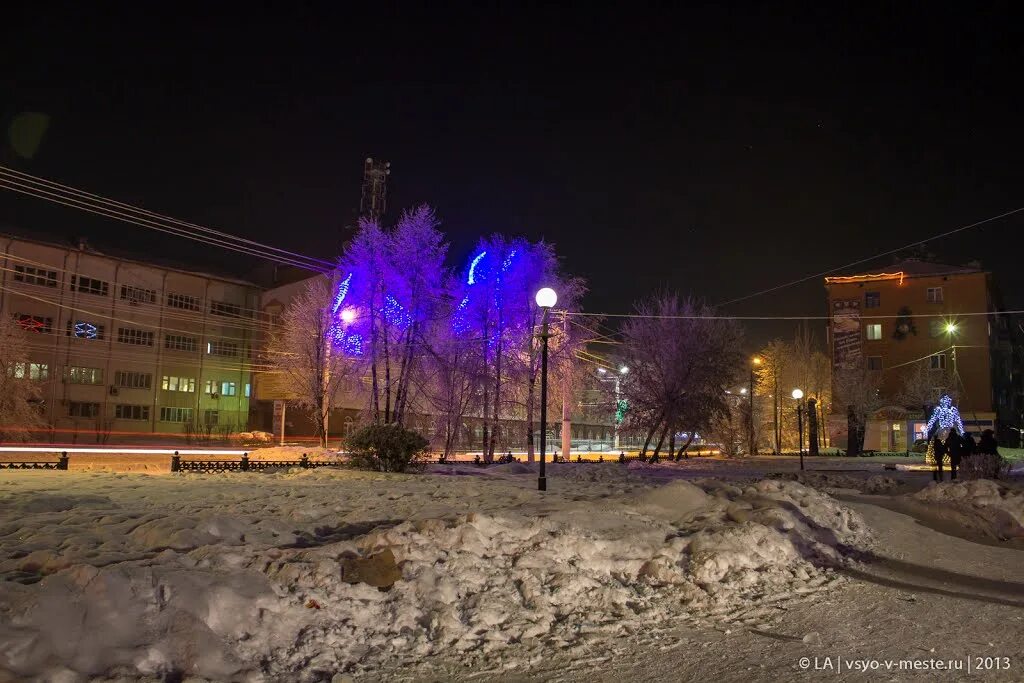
[748,356,762,456]
[340,308,356,323]
[535,287,557,491]
[619,366,629,374]
[791,388,804,400]
[945,322,958,335]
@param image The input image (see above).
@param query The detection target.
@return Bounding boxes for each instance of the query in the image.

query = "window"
[117,327,154,346]
[867,356,883,371]
[926,287,944,304]
[67,320,105,340]
[207,340,239,357]
[13,265,58,287]
[162,376,196,392]
[114,370,152,389]
[68,401,100,418]
[244,383,251,398]
[160,406,193,423]
[221,381,237,396]
[114,404,150,420]
[120,285,156,304]
[866,323,882,340]
[11,362,49,380]
[929,354,947,370]
[210,300,243,317]
[65,366,103,384]
[165,334,198,352]
[166,292,200,311]
[15,314,53,334]
[204,409,219,426]
[70,275,109,296]
[865,292,880,308]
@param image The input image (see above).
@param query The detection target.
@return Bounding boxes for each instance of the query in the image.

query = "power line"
[565,309,1023,321]
[717,206,1024,307]
[0,171,333,271]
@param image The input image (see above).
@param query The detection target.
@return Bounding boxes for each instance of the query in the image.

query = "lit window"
[929,354,947,370]
[866,324,882,340]
[244,383,251,398]
[221,381,237,396]
[11,362,49,380]
[162,376,196,392]
[65,366,103,384]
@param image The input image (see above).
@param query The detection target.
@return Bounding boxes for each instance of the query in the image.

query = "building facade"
[1,233,260,442]
[824,259,1012,451]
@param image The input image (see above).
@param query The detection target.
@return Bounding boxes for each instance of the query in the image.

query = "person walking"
[945,431,966,480]
[962,431,977,457]
[932,435,948,482]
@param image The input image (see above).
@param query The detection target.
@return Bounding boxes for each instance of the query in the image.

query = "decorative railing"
[0,452,70,470]
[170,452,336,473]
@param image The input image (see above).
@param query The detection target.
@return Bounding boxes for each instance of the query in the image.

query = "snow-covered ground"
[0,459,1021,682]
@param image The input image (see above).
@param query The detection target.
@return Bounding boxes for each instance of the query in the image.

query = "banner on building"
[832,299,862,370]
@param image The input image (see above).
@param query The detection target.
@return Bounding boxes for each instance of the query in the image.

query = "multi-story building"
[0,232,260,442]
[824,258,1015,450]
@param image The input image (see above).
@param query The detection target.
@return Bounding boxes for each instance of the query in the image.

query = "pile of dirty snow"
[912,479,1024,540]
[0,470,871,681]
[769,471,904,495]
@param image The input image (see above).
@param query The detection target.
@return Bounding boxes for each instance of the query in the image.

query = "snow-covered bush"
[960,453,1009,480]
[347,423,429,472]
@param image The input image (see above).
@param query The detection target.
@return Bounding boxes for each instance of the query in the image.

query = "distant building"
[0,232,260,441]
[824,258,1015,450]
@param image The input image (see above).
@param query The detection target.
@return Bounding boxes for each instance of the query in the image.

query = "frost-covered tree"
[897,362,957,419]
[268,276,358,447]
[337,205,448,426]
[834,365,885,456]
[0,315,46,440]
[620,294,743,458]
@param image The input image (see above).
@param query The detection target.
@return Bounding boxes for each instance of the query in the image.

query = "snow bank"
[912,479,1024,540]
[0,469,871,681]
[769,471,904,495]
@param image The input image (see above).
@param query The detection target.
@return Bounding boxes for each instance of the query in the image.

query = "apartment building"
[1,232,260,440]
[824,258,1015,450]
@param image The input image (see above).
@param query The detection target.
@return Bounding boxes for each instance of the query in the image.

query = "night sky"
[3,3,1022,347]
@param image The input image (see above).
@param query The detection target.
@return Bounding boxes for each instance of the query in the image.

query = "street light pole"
[792,388,805,471]
[749,356,761,456]
[535,287,558,491]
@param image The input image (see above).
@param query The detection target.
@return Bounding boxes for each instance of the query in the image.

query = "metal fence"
[170,452,336,474]
[0,452,69,470]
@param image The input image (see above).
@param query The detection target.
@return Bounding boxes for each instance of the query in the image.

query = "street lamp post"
[792,388,805,471]
[749,356,761,456]
[535,287,557,491]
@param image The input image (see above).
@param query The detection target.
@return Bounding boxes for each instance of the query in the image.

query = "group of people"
[932,428,999,481]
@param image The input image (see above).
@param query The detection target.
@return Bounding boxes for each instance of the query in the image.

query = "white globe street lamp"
[535,287,557,491]
[792,388,805,469]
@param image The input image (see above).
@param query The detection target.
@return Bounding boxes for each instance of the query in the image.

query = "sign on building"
[832,299,862,370]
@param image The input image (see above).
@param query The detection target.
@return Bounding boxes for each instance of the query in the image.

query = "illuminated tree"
[834,365,885,456]
[0,314,47,440]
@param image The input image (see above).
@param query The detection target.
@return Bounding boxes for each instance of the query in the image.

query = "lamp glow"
[535,287,557,309]
[340,308,356,323]
[619,366,629,374]
[752,356,762,365]
[740,387,748,394]
[597,367,607,374]
[945,322,958,334]
[791,388,804,400]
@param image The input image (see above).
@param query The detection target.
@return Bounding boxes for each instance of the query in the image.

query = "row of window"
[863,287,944,309]
[864,319,959,341]
[14,265,249,315]
[15,364,249,395]
[866,354,946,371]
[14,316,243,357]
[67,403,223,424]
